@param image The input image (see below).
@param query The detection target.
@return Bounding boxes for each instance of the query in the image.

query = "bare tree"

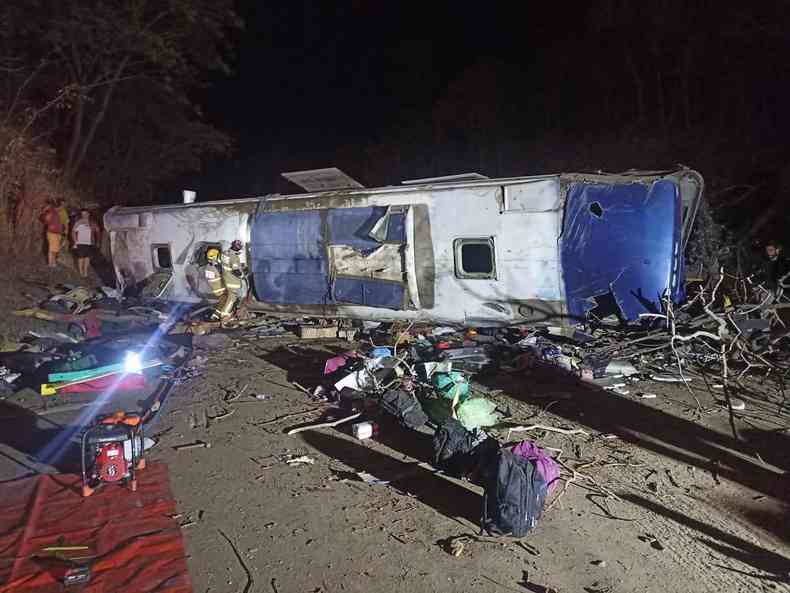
[0,0,241,183]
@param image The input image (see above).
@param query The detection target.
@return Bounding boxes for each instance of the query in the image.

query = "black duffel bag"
[380,389,429,429]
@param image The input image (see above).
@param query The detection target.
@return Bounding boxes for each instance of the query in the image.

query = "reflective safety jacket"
[204,261,225,296]
[221,249,243,291]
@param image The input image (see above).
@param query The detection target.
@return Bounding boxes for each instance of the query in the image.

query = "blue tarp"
[560,180,681,321]
[251,207,407,308]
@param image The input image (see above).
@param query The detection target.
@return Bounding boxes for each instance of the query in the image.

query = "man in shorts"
[71,209,98,278]
[42,200,65,268]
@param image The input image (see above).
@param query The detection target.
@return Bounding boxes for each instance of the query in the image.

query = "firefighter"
[217,239,246,319]
[204,248,226,321]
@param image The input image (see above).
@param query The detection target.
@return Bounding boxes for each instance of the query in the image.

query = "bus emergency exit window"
[454,238,496,279]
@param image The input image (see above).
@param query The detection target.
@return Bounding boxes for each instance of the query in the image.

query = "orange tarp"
[0,463,192,593]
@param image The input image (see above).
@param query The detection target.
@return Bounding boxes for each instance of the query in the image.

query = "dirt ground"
[1,256,789,593]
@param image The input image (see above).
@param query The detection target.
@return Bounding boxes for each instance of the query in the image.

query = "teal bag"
[432,371,470,402]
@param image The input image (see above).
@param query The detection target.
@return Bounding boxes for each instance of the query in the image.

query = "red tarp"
[0,464,192,593]
[58,373,146,394]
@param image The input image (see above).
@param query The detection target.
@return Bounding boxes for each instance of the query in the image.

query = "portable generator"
[80,412,146,497]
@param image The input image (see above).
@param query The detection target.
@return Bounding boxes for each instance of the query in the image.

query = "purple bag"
[512,440,560,494]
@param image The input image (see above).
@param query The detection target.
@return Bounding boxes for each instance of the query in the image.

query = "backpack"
[512,440,561,494]
[432,419,499,479]
[481,449,547,538]
[379,389,428,430]
[432,418,476,476]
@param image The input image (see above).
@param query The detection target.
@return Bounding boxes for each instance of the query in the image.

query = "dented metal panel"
[105,202,255,302]
[560,180,680,321]
[503,178,560,212]
[409,204,435,309]
[329,244,404,283]
[249,206,409,309]
[425,183,564,324]
[282,167,364,191]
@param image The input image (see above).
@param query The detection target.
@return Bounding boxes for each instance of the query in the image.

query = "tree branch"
[3,57,50,125]
[68,54,130,181]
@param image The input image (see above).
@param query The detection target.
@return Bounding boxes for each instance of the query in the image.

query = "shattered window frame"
[454,237,497,279]
[152,243,173,270]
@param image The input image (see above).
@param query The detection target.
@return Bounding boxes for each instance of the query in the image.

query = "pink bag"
[512,440,561,494]
[324,352,358,375]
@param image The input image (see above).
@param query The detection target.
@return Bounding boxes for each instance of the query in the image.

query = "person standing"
[761,240,789,291]
[56,199,69,243]
[42,200,65,268]
[217,239,245,319]
[204,247,226,320]
[71,209,98,278]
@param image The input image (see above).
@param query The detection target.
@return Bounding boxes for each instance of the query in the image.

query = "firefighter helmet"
[231,239,242,251]
[206,248,220,261]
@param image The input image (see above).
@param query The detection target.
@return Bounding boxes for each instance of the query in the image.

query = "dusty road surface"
[0,257,788,593]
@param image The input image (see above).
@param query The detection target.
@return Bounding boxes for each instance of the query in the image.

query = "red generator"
[80,411,145,497]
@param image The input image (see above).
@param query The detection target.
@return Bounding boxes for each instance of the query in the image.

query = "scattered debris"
[206,408,235,423]
[5,240,790,592]
[351,421,377,440]
[173,440,212,451]
[284,455,315,466]
[218,529,254,593]
[223,382,250,403]
[255,407,326,427]
[297,324,338,339]
[639,534,666,551]
[286,413,362,436]
[507,425,591,440]
[355,472,389,486]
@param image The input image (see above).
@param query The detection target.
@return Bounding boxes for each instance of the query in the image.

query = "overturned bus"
[104,168,703,327]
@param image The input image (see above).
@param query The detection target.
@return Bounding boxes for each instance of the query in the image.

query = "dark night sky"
[195,2,571,197]
[187,0,790,232]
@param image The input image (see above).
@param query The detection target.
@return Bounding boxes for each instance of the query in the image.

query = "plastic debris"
[356,472,389,485]
[351,421,378,440]
[455,398,500,431]
[604,360,639,376]
[432,372,470,402]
